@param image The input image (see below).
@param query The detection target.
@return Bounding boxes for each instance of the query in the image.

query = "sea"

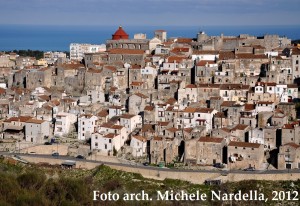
[0,24,300,52]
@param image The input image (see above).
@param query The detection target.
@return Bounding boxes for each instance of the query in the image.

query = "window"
[95,143,98,147]
[109,139,111,143]
[105,144,107,149]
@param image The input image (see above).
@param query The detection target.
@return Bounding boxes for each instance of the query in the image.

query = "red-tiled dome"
[112,26,129,40]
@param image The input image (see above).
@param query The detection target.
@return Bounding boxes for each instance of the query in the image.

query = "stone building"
[228,141,264,170]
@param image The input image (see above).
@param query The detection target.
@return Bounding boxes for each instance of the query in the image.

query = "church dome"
[112,26,129,40]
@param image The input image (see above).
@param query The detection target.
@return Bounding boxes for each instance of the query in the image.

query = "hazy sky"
[0,0,299,26]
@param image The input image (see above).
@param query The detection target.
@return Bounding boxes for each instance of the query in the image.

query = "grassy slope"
[0,157,299,206]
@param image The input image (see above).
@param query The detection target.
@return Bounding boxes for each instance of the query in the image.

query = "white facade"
[78,115,98,141]
[130,135,147,157]
[108,106,125,119]
[91,124,127,154]
[25,119,50,143]
[44,51,66,64]
[191,54,218,61]
[249,128,264,145]
[91,132,121,155]
[54,112,77,137]
[70,43,106,60]
[256,102,275,112]
[120,114,142,135]
[141,66,157,75]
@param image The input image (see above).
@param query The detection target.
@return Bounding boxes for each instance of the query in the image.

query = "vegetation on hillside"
[0,157,299,205]
[292,39,300,44]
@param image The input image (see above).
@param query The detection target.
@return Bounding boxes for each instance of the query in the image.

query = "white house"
[54,112,77,137]
[181,107,217,132]
[256,101,275,112]
[79,90,105,106]
[178,84,198,106]
[191,50,219,61]
[108,105,125,119]
[70,43,106,60]
[91,123,127,155]
[120,114,142,135]
[78,114,98,141]
[130,135,147,157]
[25,119,50,143]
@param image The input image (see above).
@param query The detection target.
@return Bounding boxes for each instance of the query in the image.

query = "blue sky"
[0,0,299,26]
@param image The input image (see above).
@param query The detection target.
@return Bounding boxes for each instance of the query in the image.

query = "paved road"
[1,152,300,175]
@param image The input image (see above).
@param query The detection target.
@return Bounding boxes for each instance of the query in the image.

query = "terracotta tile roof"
[193,50,219,55]
[183,127,193,133]
[157,121,169,126]
[144,105,154,111]
[283,142,300,149]
[197,108,214,113]
[228,141,261,148]
[167,127,179,132]
[210,96,222,100]
[219,51,235,60]
[166,106,174,111]
[167,56,187,63]
[4,116,32,123]
[153,136,163,141]
[142,124,155,132]
[38,95,50,101]
[265,82,277,86]
[104,133,118,139]
[196,60,216,66]
[133,92,148,99]
[111,125,123,130]
[104,65,117,72]
[197,84,220,88]
[186,84,197,89]
[283,124,295,129]
[132,135,147,142]
[60,63,84,70]
[257,101,274,105]
[130,81,144,86]
[221,101,237,107]
[87,68,102,73]
[244,104,255,111]
[98,110,108,117]
[79,114,93,118]
[199,136,224,143]
[235,53,268,59]
[287,84,298,88]
[165,98,176,105]
[131,64,142,69]
[171,47,190,53]
[120,114,136,119]
[215,112,226,118]
[26,119,45,124]
[176,38,193,43]
[183,107,197,113]
[220,84,249,90]
[233,124,249,131]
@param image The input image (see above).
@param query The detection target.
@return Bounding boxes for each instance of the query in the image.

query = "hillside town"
[0,26,300,171]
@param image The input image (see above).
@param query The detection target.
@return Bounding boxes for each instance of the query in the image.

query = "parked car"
[76,155,85,159]
[52,152,59,157]
[44,142,52,145]
[143,162,149,166]
[244,167,255,171]
[213,163,225,168]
